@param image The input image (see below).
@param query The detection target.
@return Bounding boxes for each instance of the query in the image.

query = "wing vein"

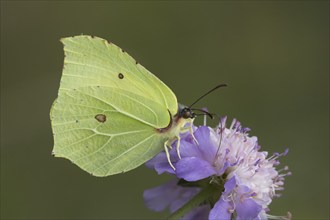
[72,130,151,164]
[55,133,97,152]
[78,91,157,128]
[92,134,157,175]
[65,39,168,105]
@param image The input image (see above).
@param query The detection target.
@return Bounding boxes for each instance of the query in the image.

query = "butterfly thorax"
[156,104,195,139]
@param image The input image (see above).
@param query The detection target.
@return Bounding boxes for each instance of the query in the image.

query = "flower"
[143,179,210,219]
[144,117,291,220]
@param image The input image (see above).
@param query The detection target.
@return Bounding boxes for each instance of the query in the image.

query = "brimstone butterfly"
[50,35,197,176]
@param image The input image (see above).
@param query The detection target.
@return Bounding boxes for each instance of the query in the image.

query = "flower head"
[144,117,291,220]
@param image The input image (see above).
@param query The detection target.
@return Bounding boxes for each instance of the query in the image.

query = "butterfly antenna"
[191,108,215,119]
[189,84,228,108]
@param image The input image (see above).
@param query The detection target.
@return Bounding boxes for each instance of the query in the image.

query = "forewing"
[51,87,168,176]
[60,35,178,115]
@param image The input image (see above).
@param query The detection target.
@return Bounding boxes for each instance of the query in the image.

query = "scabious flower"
[144,117,291,220]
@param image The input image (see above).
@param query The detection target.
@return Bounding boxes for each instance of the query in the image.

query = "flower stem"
[167,186,216,220]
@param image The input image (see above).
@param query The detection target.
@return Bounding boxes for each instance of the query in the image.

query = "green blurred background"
[1,1,329,219]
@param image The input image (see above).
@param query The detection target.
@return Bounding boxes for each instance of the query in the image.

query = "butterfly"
[50,35,203,176]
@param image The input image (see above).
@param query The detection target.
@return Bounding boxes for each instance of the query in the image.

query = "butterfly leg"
[164,140,176,170]
[189,119,199,145]
[179,120,199,145]
[176,135,182,159]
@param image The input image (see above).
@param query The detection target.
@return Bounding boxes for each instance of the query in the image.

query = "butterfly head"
[178,104,196,119]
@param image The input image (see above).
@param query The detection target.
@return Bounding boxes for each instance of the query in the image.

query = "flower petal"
[179,140,202,158]
[224,176,236,194]
[182,205,210,220]
[169,187,200,213]
[209,198,232,220]
[176,157,217,181]
[143,179,179,212]
[193,126,218,161]
[146,152,176,175]
[236,197,262,220]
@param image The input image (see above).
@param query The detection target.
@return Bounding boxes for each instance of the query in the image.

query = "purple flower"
[144,117,291,220]
[143,179,200,213]
[143,179,210,219]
